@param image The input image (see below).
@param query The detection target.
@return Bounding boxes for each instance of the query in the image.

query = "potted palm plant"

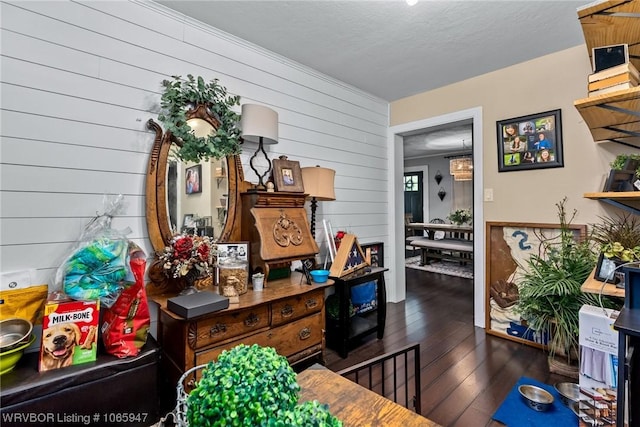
[515,199,621,377]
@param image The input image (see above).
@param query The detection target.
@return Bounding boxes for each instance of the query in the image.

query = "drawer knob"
[210,323,227,336]
[305,298,318,309]
[281,304,294,317]
[299,327,311,340]
[244,313,259,327]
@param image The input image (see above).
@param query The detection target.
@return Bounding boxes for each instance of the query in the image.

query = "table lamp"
[241,104,278,190]
[301,165,336,238]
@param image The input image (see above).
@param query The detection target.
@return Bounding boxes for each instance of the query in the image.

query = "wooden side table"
[326,267,388,358]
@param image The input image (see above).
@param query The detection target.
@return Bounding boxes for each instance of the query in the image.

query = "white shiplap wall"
[0,1,391,301]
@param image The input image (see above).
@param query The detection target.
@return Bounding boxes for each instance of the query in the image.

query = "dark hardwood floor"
[324,266,574,427]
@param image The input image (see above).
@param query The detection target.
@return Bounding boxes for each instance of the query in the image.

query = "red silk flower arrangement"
[159,233,214,280]
[334,230,346,249]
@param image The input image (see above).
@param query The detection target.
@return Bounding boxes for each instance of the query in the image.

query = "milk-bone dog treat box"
[39,292,100,372]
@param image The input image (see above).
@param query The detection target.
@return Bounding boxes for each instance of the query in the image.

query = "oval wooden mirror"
[145,103,243,255]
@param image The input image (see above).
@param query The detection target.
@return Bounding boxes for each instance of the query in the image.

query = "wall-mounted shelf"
[581,267,626,297]
[584,191,640,215]
[574,0,640,148]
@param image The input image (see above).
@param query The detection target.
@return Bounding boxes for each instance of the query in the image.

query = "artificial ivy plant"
[186,344,342,427]
[158,74,242,163]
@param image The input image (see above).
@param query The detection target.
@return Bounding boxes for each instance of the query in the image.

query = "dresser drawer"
[272,289,324,326]
[192,305,269,349]
[195,312,324,366]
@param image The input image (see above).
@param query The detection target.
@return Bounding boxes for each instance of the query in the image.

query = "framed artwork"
[603,169,636,192]
[594,253,625,286]
[485,221,586,347]
[216,242,249,262]
[496,109,564,173]
[215,241,249,285]
[183,214,195,229]
[360,241,384,268]
[272,156,304,193]
[185,164,202,194]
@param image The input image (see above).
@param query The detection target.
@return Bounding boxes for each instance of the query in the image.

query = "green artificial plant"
[591,212,640,262]
[610,153,640,178]
[447,208,472,225]
[186,344,341,427]
[516,198,620,368]
[158,74,242,163]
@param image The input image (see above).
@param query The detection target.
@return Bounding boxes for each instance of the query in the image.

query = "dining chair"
[336,343,422,414]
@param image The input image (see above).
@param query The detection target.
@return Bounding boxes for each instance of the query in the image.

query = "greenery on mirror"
[158,74,242,163]
[515,198,621,368]
[591,212,640,262]
[186,344,342,427]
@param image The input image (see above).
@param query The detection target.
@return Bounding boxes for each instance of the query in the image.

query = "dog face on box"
[39,295,99,372]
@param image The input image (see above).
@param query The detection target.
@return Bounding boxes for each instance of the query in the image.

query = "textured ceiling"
[156,0,589,157]
[157,0,588,102]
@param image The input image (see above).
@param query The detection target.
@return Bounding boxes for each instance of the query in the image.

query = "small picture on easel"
[301,258,314,285]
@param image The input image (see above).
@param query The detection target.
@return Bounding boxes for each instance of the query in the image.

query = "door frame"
[387,106,485,328]
[404,166,429,235]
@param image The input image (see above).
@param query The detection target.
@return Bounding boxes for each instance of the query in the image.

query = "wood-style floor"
[324,266,573,427]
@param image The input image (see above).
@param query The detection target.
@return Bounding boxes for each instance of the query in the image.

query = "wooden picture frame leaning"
[485,221,586,348]
[329,234,369,278]
[272,156,305,193]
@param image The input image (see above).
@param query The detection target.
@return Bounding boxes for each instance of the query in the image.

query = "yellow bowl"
[0,334,36,375]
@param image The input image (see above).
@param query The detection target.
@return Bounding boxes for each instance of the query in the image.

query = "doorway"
[388,107,484,328]
[403,170,424,224]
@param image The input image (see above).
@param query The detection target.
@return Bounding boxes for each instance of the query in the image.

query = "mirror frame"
[146,104,243,253]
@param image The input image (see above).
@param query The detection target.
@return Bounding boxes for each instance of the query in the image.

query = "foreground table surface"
[298,364,440,426]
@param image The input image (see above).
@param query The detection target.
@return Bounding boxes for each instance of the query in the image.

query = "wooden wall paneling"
[0,164,144,195]
[1,30,102,76]
[1,218,147,245]
[0,193,145,218]
[1,111,151,152]
[0,1,389,310]
[2,138,147,173]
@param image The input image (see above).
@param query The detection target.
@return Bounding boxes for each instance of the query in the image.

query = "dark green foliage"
[158,74,241,163]
[271,401,343,427]
[516,198,621,364]
[186,344,342,427]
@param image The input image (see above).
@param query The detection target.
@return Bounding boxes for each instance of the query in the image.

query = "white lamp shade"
[240,104,278,145]
[301,166,336,201]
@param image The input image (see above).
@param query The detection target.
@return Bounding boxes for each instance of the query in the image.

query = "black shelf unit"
[614,265,640,427]
[325,267,388,358]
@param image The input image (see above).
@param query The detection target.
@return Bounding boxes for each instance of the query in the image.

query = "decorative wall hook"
[437,187,446,201]
[434,170,443,185]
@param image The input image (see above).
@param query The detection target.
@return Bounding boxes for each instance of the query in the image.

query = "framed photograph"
[360,241,384,268]
[183,214,195,229]
[215,241,249,285]
[185,164,202,194]
[485,221,586,348]
[496,109,564,173]
[603,169,636,192]
[272,156,304,192]
[216,242,249,262]
[594,253,624,286]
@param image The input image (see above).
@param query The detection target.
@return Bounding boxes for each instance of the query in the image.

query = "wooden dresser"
[151,273,333,387]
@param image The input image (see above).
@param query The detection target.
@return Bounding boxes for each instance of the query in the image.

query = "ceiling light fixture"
[406,0,418,6]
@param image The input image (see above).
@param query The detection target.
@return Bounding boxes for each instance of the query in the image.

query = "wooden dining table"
[406,222,473,235]
[298,364,440,426]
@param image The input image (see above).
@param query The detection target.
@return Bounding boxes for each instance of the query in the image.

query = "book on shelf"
[588,72,639,91]
[588,62,640,83]
[589,81,638,97]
